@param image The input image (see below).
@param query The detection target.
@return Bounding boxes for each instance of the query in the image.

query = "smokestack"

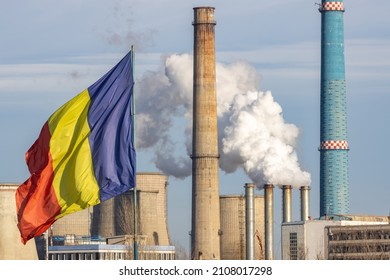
[300,186,311,221]
[245,183,255,260]
[264,184,274,260]
[319,1,350,216]
[281,185,292,223]
[191,6,220,260]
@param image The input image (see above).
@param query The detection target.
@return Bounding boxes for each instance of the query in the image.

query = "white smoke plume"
[135,53,311,187]
[219,90,311,188]
[135,54,193,178]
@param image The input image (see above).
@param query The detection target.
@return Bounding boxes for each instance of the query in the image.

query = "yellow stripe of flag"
[48,90,100,219]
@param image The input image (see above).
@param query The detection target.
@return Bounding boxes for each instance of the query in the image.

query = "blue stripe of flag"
[87,52,136,202]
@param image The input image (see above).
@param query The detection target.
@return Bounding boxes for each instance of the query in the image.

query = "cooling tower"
[0,184,38,260]
[91,185,136,238]
[191,6,221,260]
[264,184,274,260]
[319,0,350,216]
[220,193,265,260]
[51,208,93,237]
[92,173,171,246]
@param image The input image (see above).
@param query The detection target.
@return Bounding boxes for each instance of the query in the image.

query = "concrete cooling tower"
[0,184,38,260]
[220,193,265,260]
[91,172,171,246]
[51,208,93,237]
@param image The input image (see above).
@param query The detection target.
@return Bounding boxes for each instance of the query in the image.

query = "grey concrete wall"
[0,184,38,260]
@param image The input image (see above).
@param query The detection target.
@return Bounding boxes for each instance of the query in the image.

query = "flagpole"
[131,45,139,260]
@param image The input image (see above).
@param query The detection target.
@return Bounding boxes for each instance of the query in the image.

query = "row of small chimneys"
[244,183,311,260]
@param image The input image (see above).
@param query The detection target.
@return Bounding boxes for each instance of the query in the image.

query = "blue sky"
[1,0,389,258]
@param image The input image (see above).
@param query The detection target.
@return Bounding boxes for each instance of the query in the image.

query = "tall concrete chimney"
[319,0,350,216]
[264,184,274,260]
[191,6,220,260]
[245,183,255,260]
[281,185,292,223]
[300,186,311,221]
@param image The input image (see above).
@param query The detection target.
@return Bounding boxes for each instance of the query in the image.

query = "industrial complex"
[1,2,389,260]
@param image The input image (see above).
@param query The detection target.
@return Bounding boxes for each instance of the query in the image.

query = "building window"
[290,232,298,260]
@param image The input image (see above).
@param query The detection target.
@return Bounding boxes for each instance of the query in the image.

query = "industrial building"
[274,180,390,260]
[48,244,175,260]
[325,222,390,260]
[281,215,390,260]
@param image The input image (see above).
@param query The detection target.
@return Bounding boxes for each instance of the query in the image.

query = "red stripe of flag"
[16,122,61,244]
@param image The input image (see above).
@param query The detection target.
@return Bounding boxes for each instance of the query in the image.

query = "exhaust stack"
[245,183,255,260]
[281,185,292,223]
[191,6,220,260]
[264,184,274,260]
[300,186,311,221]
[319,0,350,216]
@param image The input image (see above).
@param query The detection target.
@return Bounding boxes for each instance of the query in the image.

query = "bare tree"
[173,240,189,260]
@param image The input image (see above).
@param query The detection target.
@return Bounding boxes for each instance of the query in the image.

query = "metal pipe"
[300,186,311,221]
[264,184,274,260]
[245,183,255,260]
[281,185,293,223]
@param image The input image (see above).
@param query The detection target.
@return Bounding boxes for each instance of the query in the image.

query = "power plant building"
[319,0,350,216]
[281,215,390,260]
[48,243,176,260]
[325,223,390,260]
[191,6,221,260]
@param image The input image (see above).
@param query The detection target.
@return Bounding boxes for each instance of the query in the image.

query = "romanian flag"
[16,51,136,244]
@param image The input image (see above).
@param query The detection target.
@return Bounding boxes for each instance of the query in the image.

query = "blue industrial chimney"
[319,1,350,216]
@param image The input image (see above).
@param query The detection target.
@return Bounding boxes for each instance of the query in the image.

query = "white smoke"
[136,53,311,187]
[135,54,193,178]
[220,90,311,188]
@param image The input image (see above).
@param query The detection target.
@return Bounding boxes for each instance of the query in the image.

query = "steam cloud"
[136,54,311,188]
